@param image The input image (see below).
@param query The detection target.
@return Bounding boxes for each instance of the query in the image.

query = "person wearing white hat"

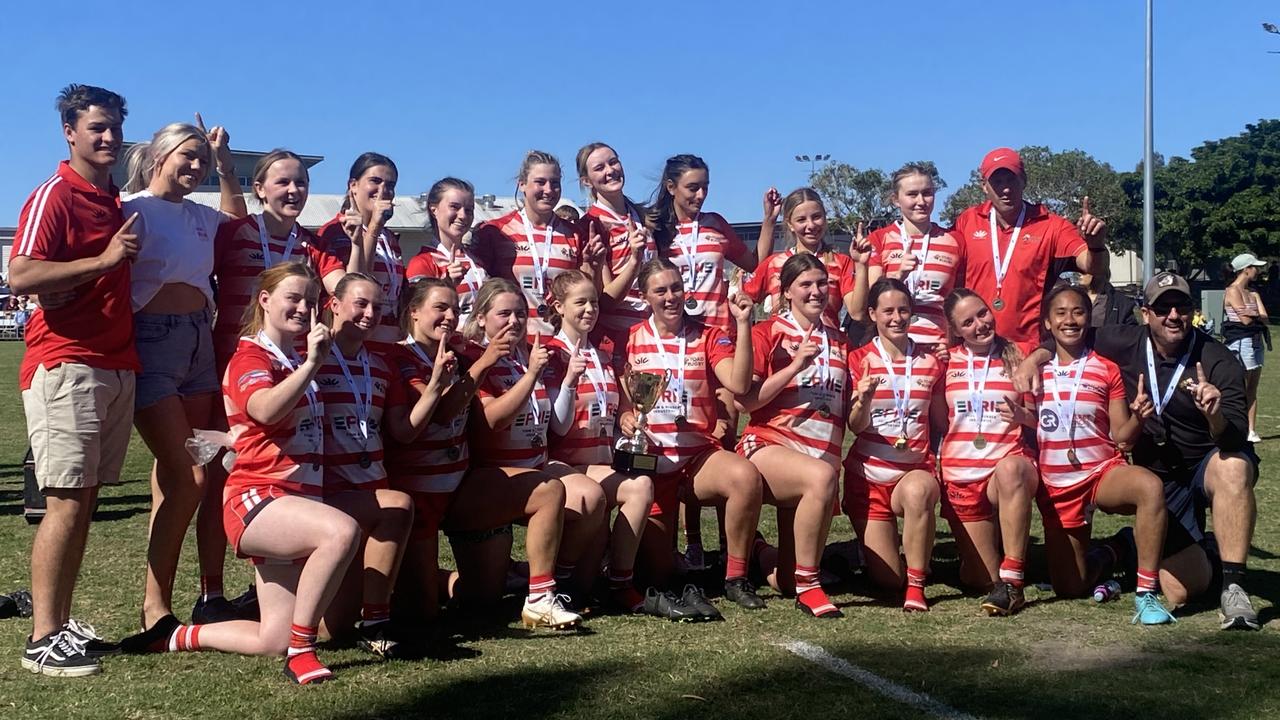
[1223,253,1269,442]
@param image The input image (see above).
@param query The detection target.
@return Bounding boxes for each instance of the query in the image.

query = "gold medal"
[992,297,1005,311]
[1067,448,1080,466]
[973,435,987,450]
[893,437,908,451]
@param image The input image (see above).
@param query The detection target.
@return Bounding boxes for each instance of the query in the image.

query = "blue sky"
[2,1,1278,225]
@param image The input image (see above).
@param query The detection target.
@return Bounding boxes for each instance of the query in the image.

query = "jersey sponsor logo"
[715,337,732,346]
[956,398,1003,414]
[1039,408,1060,432]
[318,376,341,387]
[333,415,380,433]
[236,369,272,392]
[973,230,988,240]
[248,251,265,261]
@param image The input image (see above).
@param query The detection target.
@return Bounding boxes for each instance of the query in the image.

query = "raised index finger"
[194,112,207,132]
[1197,362,1207,383]
[1081,196,1091,216]
[119,212,140,232]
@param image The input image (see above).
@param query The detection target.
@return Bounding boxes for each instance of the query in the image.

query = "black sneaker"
[65,619,120,657]
[21,630,101,677]
[642,587,701,622]
[192,596,242,624]
[680,585,723,621]
[724,578,767,610]
[119,614,181,655]
[356,620,412,659]
[230,584,259,621]
[981,582,1026,617]
[0,589,32,619]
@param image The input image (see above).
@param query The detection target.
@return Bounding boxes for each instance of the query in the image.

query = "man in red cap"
[953,147,1108,347]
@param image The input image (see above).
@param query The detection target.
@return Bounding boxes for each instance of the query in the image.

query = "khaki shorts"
[22,363,135,490]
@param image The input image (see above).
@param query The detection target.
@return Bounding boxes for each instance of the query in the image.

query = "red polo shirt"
[11,162,140,390]
[953,201,1086,345]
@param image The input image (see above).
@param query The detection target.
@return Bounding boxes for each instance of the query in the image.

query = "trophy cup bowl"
[612,369,671,473]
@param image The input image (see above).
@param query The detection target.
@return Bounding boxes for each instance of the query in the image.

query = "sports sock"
[360,603,390,624]
[288,624,318,656]
[528,574,556,602]
[608,570,644,611]
[1136,567,1159,595]
[166,624,202,652]
[795,565,837,616]
[1222,561,1246,592]
[725,554,748,582]
[999,557,1025,588]
[904,567,928,610]
[199,575,224,603]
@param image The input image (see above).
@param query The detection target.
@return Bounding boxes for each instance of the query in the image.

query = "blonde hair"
[461,278,525,342]
[238,262,319,338]
[515,150,561,210]
[123,122,211,193]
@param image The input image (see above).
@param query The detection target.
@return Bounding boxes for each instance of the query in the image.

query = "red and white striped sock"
[725,555,748,582]
[288,624,318,656]
[795,565,838,617]
[528,574,556,602]
[1136,567,1159,595]
[904,567,928,611]
[360,603,391,625]
[999,557,1026,588]
[199,574,224,602]
[166,624,202,652]
[284,624,332,684]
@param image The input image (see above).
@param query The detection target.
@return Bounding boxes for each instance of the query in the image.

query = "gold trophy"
[613,368,671,473]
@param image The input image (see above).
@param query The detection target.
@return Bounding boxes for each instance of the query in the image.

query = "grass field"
[1,341,1279,719]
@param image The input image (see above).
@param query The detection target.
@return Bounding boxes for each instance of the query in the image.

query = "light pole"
[795,153,831,178]
[1142,0,1154,282]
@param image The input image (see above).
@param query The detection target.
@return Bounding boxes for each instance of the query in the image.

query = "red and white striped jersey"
[222,338,324,498]
[625,318,736,474]
[545,334,621,467]
[472,210,582,342]
[584,202,656,344]
[315,345,403,495]
[404,243,489,328]
[315,216,407,353]
[1035,351,1125,488]
[867,223,963,345]
[471,349,553,469]
[212,216,344,367]
[384,343,470,493]
[743,316,853,468]
[844,340,944,485]
[665,212,750,333]
[741,247,857,329]
[940,344,1027,485]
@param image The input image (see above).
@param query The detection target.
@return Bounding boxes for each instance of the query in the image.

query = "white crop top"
[121,191,222,311]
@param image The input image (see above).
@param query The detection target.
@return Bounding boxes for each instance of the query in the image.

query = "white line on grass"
[778,639,981,720]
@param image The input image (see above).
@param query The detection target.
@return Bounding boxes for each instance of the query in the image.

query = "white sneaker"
[521,593,582,630]
[1247,430,1262,443]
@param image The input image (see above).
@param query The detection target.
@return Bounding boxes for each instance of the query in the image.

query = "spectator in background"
[1222,253,1270,443]
[554,204,581,223]
[15,297,31,337]
[1079,264,1138,328]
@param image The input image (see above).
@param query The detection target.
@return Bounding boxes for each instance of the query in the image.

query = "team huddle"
[11,84,1263,684]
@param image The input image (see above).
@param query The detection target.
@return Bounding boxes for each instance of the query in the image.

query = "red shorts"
[409,491,454,542]
[1036,457,1127,530]
[941,479,993,523]
[651,447,718,519]
[223,485,295,565]
[843,475,898,522]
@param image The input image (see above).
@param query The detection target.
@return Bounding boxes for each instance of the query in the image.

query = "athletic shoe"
[230,584,259,621]
[64,619,120,658]
[1131,593,1177,625]
[521,593,582,630]
[675,545,706,573]
[119,614,181,654]
[355,620,410,659]
[1219,584,1261,631]
[643,587,702,622]
[980,582,1026,617]
[0,589,32,619]
[21,630,100,677]
[680,585,723,621]
[1247,430,1262,443]
[724,578,767,610]
[191,596,241,625]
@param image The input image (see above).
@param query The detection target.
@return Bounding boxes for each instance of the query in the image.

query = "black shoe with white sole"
[22,630,101,677]
[64,618,120,658]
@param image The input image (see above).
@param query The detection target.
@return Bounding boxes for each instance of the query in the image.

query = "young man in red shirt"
[953,147,1109,347]
[9,85,141,677]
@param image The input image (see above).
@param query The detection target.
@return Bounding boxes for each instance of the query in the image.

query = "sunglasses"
[1149,301,1193,317]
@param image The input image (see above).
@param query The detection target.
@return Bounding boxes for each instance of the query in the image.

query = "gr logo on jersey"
[1039,409,1060,432]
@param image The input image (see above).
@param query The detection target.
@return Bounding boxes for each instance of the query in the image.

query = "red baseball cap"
[980,147,1024,179]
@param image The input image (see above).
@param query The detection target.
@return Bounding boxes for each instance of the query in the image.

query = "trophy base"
[612,448,658,474]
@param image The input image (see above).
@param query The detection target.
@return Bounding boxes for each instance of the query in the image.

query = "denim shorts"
[1227,336,1264,371]
[134,307,219,410]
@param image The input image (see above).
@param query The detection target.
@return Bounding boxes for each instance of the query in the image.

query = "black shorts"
[1156,447,1259,556]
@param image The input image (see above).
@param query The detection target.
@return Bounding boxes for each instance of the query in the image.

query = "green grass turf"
[0,340,1278,719]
